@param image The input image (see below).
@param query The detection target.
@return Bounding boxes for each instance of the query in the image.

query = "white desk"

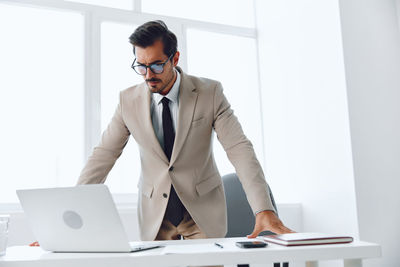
[0,237,381,267]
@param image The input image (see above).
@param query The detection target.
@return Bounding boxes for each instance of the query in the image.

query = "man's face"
[134,40,179,95]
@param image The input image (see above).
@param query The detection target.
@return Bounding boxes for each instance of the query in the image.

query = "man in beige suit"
[77,20,293,242]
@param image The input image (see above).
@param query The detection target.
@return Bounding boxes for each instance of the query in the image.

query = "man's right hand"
[29,241,40,246]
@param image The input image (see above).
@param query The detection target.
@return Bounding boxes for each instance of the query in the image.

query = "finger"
[270,225,295,235]
[247,225,263,239]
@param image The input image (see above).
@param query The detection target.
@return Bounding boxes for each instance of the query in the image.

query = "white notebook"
[259,233,353,246]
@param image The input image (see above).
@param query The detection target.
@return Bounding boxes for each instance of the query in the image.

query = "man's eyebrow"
[137,59,163,65]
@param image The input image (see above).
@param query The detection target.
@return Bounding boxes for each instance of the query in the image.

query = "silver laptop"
[17,184,161,252]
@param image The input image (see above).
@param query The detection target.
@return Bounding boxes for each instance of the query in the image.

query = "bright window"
[186,29,264,176]
[0,4,84,202]
[64,0,133,10]
[142,0,255,27]
[0,0,262,203]
[101,21,142,194]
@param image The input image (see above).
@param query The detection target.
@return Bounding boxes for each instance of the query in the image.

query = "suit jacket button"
[163,193,168,198]
[169,166,174,171]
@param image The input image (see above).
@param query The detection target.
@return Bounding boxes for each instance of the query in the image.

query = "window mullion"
[179,24,188,72]
[84,11,102,162]
[133,0,141,12]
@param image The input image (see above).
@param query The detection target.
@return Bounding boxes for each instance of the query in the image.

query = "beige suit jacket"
[77,67,276,241]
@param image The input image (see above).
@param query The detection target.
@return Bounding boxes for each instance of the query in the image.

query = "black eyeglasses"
[131,54,173,75]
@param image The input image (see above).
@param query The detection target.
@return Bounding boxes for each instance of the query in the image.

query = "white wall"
[254,1,359,266]
[338,0,400,267]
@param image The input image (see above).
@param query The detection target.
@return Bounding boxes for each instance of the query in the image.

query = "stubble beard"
[148,69,175,95]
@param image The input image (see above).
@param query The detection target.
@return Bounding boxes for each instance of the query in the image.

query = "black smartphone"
[235,241,268,248]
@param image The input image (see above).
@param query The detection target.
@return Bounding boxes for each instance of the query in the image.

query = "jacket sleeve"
[212,82,276,214]
[77,92,130,185]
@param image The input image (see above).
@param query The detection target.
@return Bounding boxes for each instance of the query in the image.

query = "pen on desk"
[214,243,224,249]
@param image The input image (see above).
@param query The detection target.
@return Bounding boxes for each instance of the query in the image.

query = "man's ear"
[173,51,180,67]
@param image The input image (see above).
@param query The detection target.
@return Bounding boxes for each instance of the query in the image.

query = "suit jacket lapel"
[170,69,198,165]
[134,83,169,164]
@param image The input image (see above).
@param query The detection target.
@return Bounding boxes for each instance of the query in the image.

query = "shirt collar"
[152,69,181,105]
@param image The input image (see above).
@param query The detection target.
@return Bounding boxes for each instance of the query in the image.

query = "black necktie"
[161,97,185,226]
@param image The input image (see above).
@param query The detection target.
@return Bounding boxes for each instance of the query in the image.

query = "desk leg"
[305,261,319,267]
[344,259,362,267]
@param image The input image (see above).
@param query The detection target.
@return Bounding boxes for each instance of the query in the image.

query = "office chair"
[222,173,288,267]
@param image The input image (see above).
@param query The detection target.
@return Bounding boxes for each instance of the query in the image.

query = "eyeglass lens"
[134,63,164,75]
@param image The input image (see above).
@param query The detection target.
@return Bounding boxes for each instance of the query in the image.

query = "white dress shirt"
[150,69,181,151]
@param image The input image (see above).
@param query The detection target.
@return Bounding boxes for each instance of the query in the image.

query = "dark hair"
[129,20,177,58]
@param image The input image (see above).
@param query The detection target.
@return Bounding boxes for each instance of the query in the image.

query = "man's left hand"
[247,210,295,238]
